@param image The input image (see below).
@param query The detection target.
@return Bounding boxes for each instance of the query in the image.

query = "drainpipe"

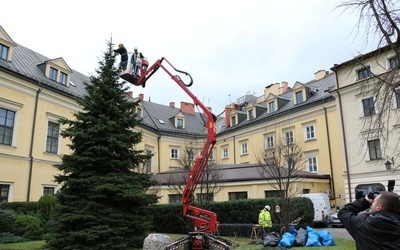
[233,135,236,164]
[157,135,161,173]
[324,107,335,200]
[333,69,352,201]
[27,87,42,202]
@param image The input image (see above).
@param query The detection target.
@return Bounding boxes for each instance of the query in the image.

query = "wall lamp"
[384,157,397,170]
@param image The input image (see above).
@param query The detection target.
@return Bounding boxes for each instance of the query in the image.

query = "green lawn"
[0,236,355,250]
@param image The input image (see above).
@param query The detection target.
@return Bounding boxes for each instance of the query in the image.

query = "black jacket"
[113,46,128,62]
[338,198,400,250]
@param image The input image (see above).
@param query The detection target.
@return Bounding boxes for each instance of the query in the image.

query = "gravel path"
[326,227,354,241]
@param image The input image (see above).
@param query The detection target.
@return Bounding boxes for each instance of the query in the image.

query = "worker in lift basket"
[113,43,128,71]
[131,46,145,76]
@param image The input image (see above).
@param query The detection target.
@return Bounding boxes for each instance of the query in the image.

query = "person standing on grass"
[258,205,272,240]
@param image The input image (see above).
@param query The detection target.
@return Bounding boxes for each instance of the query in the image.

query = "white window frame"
[42,185,57,195]
[0,99,22,147]
[0,182,13,202]
[306,153,318,173]
[304,123,316,141]
[170,147,179,159]
[357,66,372,81]
[176,118,184,129]
[367,138,382,160]
[361,97,376,117]
[240,141,248,155]
[283,129,294,145]
[222,147,229,159]
[295,91,303,104]
[45,115,62,155]
[248,109,255,120]
[269,101,276,113]
[264,133,275,149]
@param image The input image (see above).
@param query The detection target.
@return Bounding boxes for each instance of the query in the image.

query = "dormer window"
[231,116,237,126]
[176,118,184,128]
[60,72,68,85]
[135,107,142,117]
[49,67,58,81]
[268,101,276,113]
[248,109,255,120]
[0,44,8,60]
[295,91,303,104]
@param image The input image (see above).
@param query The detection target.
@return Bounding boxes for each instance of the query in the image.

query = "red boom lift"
[120,57,230,250]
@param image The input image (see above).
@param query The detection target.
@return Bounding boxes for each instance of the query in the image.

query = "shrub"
[14,214,44,240]
[37,195,57,222]
[0,210,16,233]
[0,232,27,244]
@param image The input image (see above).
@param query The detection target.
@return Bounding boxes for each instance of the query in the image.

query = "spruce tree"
[46,41,158,250]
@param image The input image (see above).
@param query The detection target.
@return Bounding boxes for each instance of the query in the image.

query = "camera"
[367,191,380,200]
[366,186,381,200]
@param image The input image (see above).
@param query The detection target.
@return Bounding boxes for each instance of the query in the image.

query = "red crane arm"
[133,57,219,234]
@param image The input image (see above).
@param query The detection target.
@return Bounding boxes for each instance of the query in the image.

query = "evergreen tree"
[46,41,158,250]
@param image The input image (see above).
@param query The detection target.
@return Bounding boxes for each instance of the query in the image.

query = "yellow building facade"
[0,25,345,209]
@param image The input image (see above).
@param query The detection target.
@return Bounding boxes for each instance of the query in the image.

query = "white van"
[299,193,333,226]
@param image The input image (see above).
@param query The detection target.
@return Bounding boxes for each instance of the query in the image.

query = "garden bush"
[14,214,44,240]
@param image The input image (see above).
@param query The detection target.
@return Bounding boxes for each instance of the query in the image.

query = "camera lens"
[368,192,379,199]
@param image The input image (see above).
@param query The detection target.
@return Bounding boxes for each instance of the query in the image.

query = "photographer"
[338,189,400,250]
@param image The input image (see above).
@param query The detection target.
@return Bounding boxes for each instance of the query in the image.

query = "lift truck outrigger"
[121,58,230,250]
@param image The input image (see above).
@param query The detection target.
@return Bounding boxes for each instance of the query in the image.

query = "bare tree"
[166,147,223,206]
[256,139,305,231]
[337,0,400,156]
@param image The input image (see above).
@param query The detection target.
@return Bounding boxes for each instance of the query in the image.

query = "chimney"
[169,102,175,108]
[180,101,195,114]
[224,107,232,127]
[314,70,328,80]
[139,93,144,100]
[280,81,288,94]
[125,91,133,98]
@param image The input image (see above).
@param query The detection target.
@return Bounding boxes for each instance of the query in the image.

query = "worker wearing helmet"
[113,43,128,71]
[131,46,145,76]
[258,205,273,240]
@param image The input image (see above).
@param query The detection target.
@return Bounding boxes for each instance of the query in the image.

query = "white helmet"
[265,205,271,211]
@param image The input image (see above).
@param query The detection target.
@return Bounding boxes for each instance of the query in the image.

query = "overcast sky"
[1,0,373,114]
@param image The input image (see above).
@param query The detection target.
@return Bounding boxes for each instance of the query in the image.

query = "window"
[43,187,55,195]
[188,150,195,161]
[0,108,15,145]
[357,66,371,80]
[295,91,303,103]
[269,101,276,112]
[362,97,376,116]
[284,129,294,145]
[177,118,183,128]
[0,44,9,60]
[389,57,398,69]
[265,190,284,198]
[46,122,60,154]
[240,141,248,155]
[222,147,228,159]
[248,109,255,120]
[304,124,316,140]
[0,184,10,202]
[306,155,318,172]
[49,67,58,81]
[170,148,179,159]
[231,116,236,126]
[59,72,67,85]
[144,149,153,173]
[168,194,181,204]
[196,193,214,203]
[396,89,400,108]
[265,134,274,149]
[368,139,382,160]
[228,192,247,200]
[302,189,310,194]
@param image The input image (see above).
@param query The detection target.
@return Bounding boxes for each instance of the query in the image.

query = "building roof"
[152,163,330,184]
[0,42,90,98]
[217,72,337,135]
